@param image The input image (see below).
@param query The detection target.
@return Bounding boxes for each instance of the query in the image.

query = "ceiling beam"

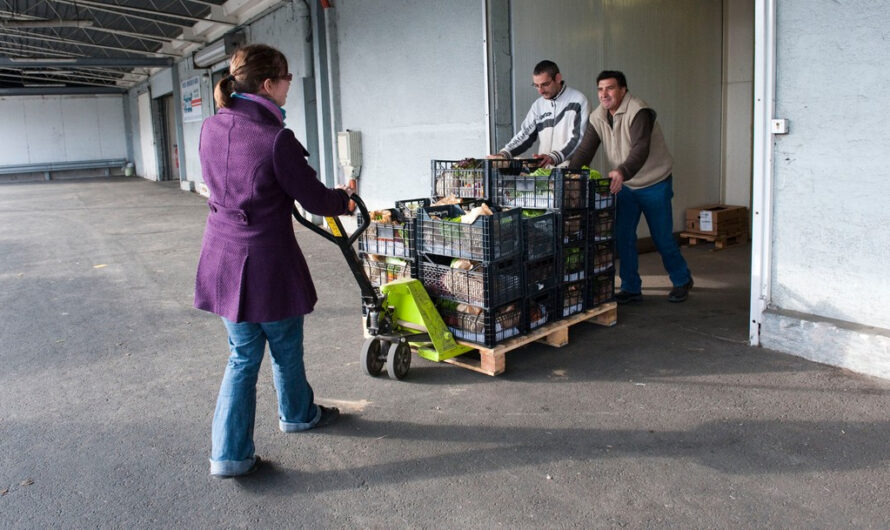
[0,56,173,68]
[0,28,183,57]
[0,18,94,29]
[0,86,126,95]
[49,0,236,27]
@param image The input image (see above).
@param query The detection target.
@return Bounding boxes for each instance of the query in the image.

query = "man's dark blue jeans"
[615,175,692,294]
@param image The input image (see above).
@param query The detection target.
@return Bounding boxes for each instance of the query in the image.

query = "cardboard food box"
[684,204,748,236]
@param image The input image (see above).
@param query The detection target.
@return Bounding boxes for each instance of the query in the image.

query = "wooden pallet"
[681,231,747,251]
[443,302,618,376]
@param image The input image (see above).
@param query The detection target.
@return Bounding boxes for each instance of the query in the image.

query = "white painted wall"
[510,0,724,236]
[334,0,488,209]
[0,95,127,165]
[770,0,890,329]
[759,0,890,378]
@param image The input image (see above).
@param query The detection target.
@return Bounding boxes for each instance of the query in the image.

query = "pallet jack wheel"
[360,337,385,376]
[386,341,411,380]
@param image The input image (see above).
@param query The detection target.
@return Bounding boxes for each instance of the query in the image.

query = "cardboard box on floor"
[684,204,749,236]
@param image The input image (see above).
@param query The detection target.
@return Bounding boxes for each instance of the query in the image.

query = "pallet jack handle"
[292,194,379,305]
[291,193,370,248]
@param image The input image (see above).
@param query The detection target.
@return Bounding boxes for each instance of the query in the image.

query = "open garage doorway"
[489,0,754,330]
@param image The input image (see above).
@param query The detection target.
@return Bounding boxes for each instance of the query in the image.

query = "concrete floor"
[1,177,888,529]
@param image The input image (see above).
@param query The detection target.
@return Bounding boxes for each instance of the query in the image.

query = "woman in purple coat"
[195,44,351,478]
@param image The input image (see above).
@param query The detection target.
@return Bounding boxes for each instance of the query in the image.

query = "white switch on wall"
[771,118,789,135]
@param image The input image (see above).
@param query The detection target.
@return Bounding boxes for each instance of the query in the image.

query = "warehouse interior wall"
[509,0,724,238]
[333,0,488,209]
[722,0,754,208]
[0,95,127,167]
[758,1,890,378]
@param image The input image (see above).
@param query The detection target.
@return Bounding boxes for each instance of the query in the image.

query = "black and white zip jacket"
[498,82,590,166]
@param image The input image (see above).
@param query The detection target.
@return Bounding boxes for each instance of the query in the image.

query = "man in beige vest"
[569,71,693,303]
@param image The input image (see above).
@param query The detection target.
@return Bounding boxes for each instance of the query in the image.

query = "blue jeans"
[615,176,691,294]
[209,316,322,476]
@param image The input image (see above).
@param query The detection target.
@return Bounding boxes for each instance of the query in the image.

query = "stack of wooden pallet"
[681,204,749,250]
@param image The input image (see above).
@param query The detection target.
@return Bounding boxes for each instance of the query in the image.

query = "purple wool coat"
[194,96,349,323]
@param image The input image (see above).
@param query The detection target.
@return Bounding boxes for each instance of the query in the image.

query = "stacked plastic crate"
[357,198,429,291]
[491,165,590,327]
[416,160,525,347]
[586,178,617,307]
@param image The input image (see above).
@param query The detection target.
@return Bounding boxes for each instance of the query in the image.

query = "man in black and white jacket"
[490,60,589,167]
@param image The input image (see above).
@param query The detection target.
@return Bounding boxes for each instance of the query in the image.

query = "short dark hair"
[596,70,627,88]
[533,60,560,78]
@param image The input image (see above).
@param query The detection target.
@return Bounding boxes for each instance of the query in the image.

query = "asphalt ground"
[1,177,888,529]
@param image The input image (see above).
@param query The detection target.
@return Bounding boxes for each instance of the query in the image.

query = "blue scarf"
[232,92,286,125]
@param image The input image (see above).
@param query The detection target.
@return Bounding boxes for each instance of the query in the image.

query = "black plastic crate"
[588,177,615,210]
[560,242,587,282]
[418,204,522,261]
[559,210,588,245]
[437,299,523,347]
[361,253,415,288]
[357,213,416,259]
[522,211,557,260]
[586,268,616,308]
[492,167,589,209]
[588,240,615,275]
[558,280,586,318]
[418,254,522,309]
[588,207,615,243]
[394,197,431,219]
[525,288,558,332]
[432,158,487,200]
[432,158,529,201]
[525,255,557,296]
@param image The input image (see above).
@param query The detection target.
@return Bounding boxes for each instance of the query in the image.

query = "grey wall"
[511,0,724,235]
[0,95,127,165]
[758,0,890,379]
[334,0,488,209]
[769,1,890,330]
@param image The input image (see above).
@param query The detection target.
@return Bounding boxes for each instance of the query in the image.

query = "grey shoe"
[668,278,694,303]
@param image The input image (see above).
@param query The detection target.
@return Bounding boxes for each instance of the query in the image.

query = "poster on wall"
[181,76,203,123]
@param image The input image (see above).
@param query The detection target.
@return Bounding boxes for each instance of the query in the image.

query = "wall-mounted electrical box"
[337,130,362,178]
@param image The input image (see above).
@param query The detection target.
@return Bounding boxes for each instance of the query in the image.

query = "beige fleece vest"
[589,93,673,190]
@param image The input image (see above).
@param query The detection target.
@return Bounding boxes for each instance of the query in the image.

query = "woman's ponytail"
[213,75,236,109]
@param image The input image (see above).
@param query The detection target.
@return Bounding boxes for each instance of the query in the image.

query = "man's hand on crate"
[607,169,624,194]
[532,153,555,168]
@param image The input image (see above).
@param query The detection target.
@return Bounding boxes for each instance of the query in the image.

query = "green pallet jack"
[292,195,473,380]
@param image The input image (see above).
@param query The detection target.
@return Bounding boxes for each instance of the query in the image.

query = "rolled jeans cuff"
[209,455,256,476]
[279,404,321,432]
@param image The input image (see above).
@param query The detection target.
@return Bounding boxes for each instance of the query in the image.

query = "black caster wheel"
[386,340,411,380]
[360,337,385,376]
